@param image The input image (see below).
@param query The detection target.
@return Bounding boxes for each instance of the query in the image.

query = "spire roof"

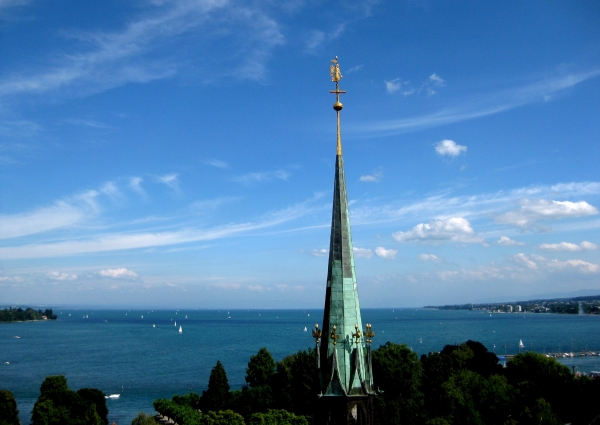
[318,57,374,397]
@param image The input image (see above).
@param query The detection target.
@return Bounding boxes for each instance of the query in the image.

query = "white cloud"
[46,271,78,281]
[0,0,285,97]
[511,253,599,274]
[353,247,373,259]
[346,64,363,74]
[385,78,402,94]
[375,246,397,260]
[129,177,145,196]
[359,171,383,183]
[435,139,467,157]
[547,259,599,273]
[393,217,483,244]
[156,173,180,191]
[0,190,98,239]
[310,249,328,257]
[0,194,318,259]
[190,196,239,213]
[206,159,228,168]
[99,268,139,279]
[429,73,445,86]
[512,253,538,269]
[497,199,598,230]
[305,30,325,51]
[418,253,440,262]
[355,69,600,136]
[497,236,526,246]
[232,170,289,184]
[539,241,598,251]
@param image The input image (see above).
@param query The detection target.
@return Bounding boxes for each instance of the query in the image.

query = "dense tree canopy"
[31,375,107,425]
[0,390,20,425]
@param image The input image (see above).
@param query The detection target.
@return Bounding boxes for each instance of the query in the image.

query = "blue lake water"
[1,308,600,424]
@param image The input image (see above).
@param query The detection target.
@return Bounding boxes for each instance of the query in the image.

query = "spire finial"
[329,56,346,156]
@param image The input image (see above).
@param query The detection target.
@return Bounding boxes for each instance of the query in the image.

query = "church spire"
[316,57,375,425]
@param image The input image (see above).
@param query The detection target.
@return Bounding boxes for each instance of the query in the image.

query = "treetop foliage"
[0,390,20,425]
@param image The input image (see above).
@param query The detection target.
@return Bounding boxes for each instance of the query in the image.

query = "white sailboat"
[178,326,182,334]
[519,339,525,349]
[304,326,307,331]
[174,321,176,326]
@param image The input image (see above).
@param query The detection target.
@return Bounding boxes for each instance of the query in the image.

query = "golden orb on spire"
[333,101,343,111]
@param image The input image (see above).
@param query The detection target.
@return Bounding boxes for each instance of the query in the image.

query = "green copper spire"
[318,57,374,400]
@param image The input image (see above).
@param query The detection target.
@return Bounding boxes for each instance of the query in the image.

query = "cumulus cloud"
[99,268,139,279]
[547,259,599,273]
[539,241,597,251]
[511,253,599,274]
[393,217,482,244]
[47,271,78,281]
[353,247,373,259]
[310,249,328,257]
[496,199,598,230]
[418,253,440,262]
[435,139,467,157]
[512,253,538,269]
[375,246,397,260]
[359,171,383,183]
[497,236,526,246]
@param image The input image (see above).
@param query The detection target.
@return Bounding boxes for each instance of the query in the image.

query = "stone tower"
[313,56,375,425]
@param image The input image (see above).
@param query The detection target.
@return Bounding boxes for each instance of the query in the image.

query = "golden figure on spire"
[330,56,343,82]
[329,56,346,156]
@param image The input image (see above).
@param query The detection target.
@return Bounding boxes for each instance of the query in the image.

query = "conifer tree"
[200,360,230,412]
[246,347,275,388]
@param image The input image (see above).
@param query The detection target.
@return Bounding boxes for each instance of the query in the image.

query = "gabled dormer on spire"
[315,57,375,425]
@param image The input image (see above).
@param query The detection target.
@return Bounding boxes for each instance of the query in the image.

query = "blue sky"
[1,0,599,308]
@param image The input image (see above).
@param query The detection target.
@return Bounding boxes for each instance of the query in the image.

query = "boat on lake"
[179,326,182,334]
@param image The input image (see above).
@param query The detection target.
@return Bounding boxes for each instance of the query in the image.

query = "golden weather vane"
[329,56,346,156]
[330,56,343,83]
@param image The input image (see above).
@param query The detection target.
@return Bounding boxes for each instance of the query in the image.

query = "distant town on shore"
[425,295,600,314]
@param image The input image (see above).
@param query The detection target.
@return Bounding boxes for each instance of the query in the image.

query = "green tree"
[246,347,276,388]
[131,412,158,425]
[200,361,230,412]
[271,349,318,418]
[200,410,245,425]
[249,409,309,425]
[0,390,20,425]
[31,375,104,425]
[77,388,108,425]
[372,342,425,425]
[505,352,572,422]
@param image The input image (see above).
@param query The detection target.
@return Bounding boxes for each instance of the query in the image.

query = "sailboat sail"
[519,339,524,348]
[179,326,182,334]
